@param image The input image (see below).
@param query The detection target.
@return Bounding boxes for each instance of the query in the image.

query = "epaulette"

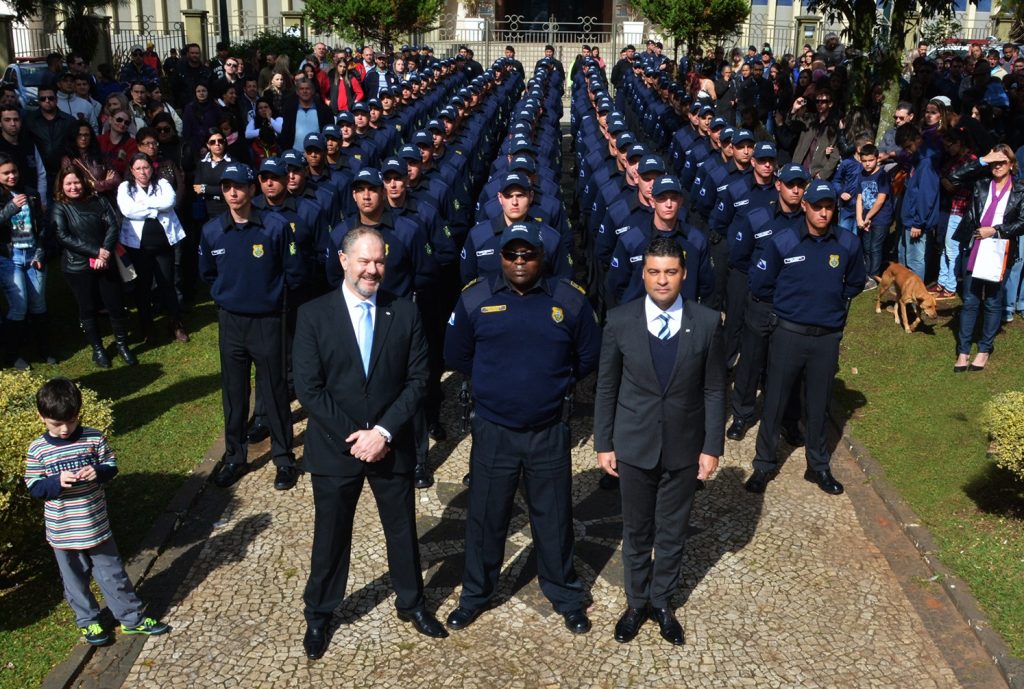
[569,280,587,295]
[462,277,481,291]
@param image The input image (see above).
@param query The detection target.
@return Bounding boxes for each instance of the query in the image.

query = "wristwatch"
[373,425,392,443]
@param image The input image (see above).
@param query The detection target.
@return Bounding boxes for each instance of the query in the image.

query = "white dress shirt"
[644,295,683,339]
[341,284,391,441]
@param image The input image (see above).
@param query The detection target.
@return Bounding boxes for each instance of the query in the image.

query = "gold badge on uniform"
[252,244,264,258]
[551,306,564,323]
[289,242,296,256]
[481,304,507,313]
[384,243,390,256]
[289,222,296,234]
[829,254,840,268]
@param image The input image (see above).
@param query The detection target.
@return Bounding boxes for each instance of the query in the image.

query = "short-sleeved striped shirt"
[24,427,116,550]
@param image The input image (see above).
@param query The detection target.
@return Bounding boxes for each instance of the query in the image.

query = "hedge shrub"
[981,390,1024,481]
[0,371,114,582]
[233,31,314,76]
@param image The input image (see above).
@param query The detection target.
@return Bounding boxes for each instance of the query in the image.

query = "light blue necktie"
[657,313,671,340]
[358,301,373,375]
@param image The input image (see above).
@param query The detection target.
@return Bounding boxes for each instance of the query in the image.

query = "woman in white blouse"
[117,152,189,344]
[951,144,1024,372]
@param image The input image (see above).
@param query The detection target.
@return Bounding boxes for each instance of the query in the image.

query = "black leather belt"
[776,318,842,336]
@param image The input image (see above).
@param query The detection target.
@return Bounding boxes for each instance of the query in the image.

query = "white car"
[2,60,52,109]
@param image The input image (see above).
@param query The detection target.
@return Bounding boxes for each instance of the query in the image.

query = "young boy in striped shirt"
[23,377,169,645]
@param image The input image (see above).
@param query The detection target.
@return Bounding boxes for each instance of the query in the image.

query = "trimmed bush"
[981,390,1024,481]
[0,371,114,582]
[233,31,314,76]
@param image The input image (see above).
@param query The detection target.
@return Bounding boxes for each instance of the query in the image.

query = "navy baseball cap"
[627,143,648,160]
[439,107,457,121]
[352,102,369,113]
[699,105,715,117]
[732,129,755,145]
[220,163,254,184]
[710,117,728,131]
[258,157,286,176]
[615,132,636,150]
[777,163,811,184]
[607,119,628,134]
[754,141,778,159]
[412,131,433,146]
[381,157,406,176]
[321,124,341,139]
[352,167,384,188]
[652,175,683,196]
[499,221,543,249]
[303,132,325,151]
[499,172,531,193]
[281,149,305,168]
[336,111,354,125]
[637,155,667,175]
[719,127,735,144]
[398,144,421,161]
[803,180,837,204]
[509,138,536,155]
[367,98,382,110]
[510,122,532,136]
[427,119,445,133]
[689,101,703,114]
[508,155,537,174]
[595,100,611,113]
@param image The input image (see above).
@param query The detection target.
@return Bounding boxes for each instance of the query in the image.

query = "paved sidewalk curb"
[39,434,226,689]
[831,413,1024,689]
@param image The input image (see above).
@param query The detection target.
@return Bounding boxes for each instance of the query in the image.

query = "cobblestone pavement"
[118,374,1004,689]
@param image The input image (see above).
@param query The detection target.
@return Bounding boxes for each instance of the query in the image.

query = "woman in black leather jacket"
[949,145,1024,372]
[51,166,138,368]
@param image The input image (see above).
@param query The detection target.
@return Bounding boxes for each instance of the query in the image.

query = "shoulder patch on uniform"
[462,277,480,291]
[569,281,586,295]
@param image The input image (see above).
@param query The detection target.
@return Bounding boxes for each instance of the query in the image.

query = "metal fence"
[12,19,185,62]
[13,27,68,59]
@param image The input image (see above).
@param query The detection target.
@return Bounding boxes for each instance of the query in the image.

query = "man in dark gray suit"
[293,226,447,660]
[593,236,726,646]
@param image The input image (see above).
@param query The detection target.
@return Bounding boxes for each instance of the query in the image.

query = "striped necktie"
[657,313,671,340]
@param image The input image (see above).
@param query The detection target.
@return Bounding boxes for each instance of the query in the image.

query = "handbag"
[966,237,1010,283]
[114,244,136,282]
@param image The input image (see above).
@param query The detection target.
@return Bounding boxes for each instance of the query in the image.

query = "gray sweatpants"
[53,537,145,628]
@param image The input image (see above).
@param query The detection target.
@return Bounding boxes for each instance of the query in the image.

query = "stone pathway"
[111,374,1004,689]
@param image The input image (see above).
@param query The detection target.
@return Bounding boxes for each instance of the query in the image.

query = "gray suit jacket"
[593,297,726,470]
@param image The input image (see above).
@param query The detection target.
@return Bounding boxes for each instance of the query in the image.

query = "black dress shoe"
[462,472,472,487]
[246,424,270,443]
[650,607,684,645]
[397,609,449,638]
[598,473,619,490]
[562,609,591,635]
[781,425,805,448]
[303,623,327,660]
[446,606,481,630]
[726,418,748,441]
[803,468,844,495]
[744,469,773,494]
[614,606,647,643]
[212,461,248,488]
[415,463,434,489]
[428,422,447,442]
[274,466,298,491]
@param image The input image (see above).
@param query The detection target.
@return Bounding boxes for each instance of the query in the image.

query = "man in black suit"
[593,236,726,646]
[293,226,447,660]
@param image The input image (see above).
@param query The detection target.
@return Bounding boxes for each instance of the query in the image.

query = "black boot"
[111,318,138,366]
[2,318,29,369]
[82,319,110,368]
[29,313,56,364]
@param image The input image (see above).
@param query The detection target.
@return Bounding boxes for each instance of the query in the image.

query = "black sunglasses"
[113,117,130,124]
[501,249,540,262]
[156,126,173,133]
[38,95,56,102]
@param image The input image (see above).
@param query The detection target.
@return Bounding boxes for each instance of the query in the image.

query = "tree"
[7,0,124,63]
[304,0,445,49]
[628,0,750,52]
[234,31,313,76]
[806,0,962,133]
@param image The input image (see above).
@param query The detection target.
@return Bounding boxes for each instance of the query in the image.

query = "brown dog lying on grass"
[874,262,939,333]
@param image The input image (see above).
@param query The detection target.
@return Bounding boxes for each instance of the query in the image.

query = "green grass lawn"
[0,278,224,689]
[836,290,1024,656]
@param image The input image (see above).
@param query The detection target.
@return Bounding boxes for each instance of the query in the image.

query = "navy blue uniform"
[460,216,572,285]
[199,209,306,471]
[444,274,600,614]
[605,218,713,307]
[749,223,865,476]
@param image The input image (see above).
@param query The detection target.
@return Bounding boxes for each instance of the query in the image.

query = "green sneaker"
[80,622,109,645]
[121,617,170,636]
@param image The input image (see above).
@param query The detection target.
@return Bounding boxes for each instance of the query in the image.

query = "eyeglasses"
[500,249,540,262]
[226,62,238,68]
[992,161,1010,167]
[156,126,173,133]
[138,140,157,147]
[38,95,55,102]
[816,98,831,104]
[113,117,130,124]
[207,139,225,145]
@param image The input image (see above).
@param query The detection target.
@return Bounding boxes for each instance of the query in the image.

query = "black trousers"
[619,458,699,609]
[252,303,297,430]
[723,267,748,367]
[707,233,730,311]
[731,296,800,426]
[753,324,842,474]
[64,268,127,321]
[460,415,585,613]
[126,244,180,326]
[303,470,425,623]
[217,310,293,467]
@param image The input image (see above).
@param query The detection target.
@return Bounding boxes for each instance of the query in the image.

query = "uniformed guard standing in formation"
[443,223,601,634]
[745,181,865,495]
[199,162,306,491]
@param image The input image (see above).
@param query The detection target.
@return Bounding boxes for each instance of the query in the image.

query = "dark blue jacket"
[606,217,713,306]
